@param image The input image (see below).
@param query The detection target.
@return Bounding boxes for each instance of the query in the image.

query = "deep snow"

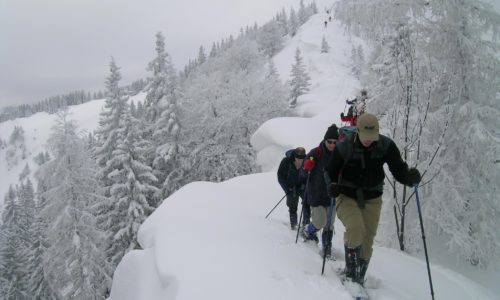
[0,8,497,300]
[107,14,497,300]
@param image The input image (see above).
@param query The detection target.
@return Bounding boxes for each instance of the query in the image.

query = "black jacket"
[277,156,305,195]
[305,142,334,207]
[326,133,410,201]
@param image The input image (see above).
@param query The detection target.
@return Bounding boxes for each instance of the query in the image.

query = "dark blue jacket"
[277,156,305,195]
[305,142,334,207]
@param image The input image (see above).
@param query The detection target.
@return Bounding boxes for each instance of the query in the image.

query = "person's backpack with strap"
[285,149,295,159]
[338,126,357,142]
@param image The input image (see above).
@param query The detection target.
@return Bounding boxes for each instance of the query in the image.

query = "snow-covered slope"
[0,99,104,206]
[108,14,497,300]
[0,91,147,208]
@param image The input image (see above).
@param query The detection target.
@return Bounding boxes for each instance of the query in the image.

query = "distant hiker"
[341,89,367,126]
[326,113,421,285]
[324,21,328,28]
[329,16,332,22]
[301,124,339,259]
[277,147,310,230]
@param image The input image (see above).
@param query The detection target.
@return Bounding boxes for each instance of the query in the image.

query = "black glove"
[406,168,421,186]
[328,183,341,198]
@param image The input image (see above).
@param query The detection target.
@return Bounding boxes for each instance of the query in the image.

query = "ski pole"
[295,204,304,243]
[265,194,286,219]
[296,172,311,243]
[322,196,335,275]
[414,185,435,300]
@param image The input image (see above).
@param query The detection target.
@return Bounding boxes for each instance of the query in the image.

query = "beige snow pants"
[335,194,382,261]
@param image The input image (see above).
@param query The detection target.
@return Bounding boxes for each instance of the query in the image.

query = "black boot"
[321,230,334,259]
[344,245,361,282]
[358,259,369,286]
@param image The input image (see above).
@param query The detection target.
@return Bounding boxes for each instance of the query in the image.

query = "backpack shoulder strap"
[338,133,356,182]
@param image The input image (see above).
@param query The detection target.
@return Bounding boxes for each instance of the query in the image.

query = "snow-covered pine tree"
[18,163,30,181]
[197,45,206,65]
[265,60,290,114]
[209,42,217,58]
[289,48,311,108]
[33,152,48,166]
[28,180,58,299]
[107,112,159,267]
[181,39,288,182]
[16,179,41,298]
[94,57,129,190]
[257,20,284,57]
[94,58,131,261]
[321,36,330,53]
[298,0,308,25]
[144,32,171,123]
[276,8,288,36]
[289,8,299,37]
[6,125,27,169]
[38,112,110,298]
[143,32,183,204]
[0,185,27,299]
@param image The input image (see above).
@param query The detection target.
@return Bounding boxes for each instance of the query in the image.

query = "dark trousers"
[287,193,311,225]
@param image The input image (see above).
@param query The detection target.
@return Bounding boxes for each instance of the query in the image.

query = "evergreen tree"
[6,126,27,169]
[95,57,129,186]
[197,45,207,65]
[18,163,30,181]
[209,42,217,58]
[298,0,308,24]
[16,179,39,298]
[181,40,287,182]
[289,48,311,108]
[39,112,110,299]
[289,8,299,37]
[94,58,130,261]
[29,181,58,299]
[107,113,158,267]
[276,8,288,36]
[0,185,28,299]
[257,20,284,57]
[143,32,183,204]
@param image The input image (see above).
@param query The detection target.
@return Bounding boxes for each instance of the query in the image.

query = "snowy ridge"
[108,14,496,300]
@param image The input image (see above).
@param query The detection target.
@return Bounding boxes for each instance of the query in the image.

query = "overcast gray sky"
[0,0,297,108]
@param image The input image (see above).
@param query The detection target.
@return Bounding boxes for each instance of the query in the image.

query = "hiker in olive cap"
[326,113,421,285]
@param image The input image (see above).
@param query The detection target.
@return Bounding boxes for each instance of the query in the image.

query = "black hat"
[294,147,306,159]
[324,124,339,140]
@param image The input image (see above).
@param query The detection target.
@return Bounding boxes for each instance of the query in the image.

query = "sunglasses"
[295,155,306,159]
[326,140,337,145]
